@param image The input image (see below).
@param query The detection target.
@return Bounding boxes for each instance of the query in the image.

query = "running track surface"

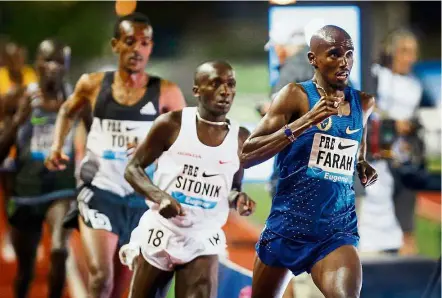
[1,186,439,297]
[0,185,261,298]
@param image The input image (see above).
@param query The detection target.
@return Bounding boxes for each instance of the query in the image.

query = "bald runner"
[241,25,378,298]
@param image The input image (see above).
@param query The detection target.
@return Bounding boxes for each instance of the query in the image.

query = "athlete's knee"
[14,268,34,298]
[185,277,216,298]
[16,264,34,281]
[251,284,267,298]
[14,262,35,296]
[51,237,69,251]
[50,248,69,263]
[322,285,360,298]
[324,290,360,298]
[89,264,114,295]
[50,226,70,251]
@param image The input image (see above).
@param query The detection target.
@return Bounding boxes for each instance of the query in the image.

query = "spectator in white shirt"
[359,28,423,256]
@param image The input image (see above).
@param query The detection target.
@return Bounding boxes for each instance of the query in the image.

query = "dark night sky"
[409,1,441,32]
[136,1,441,60]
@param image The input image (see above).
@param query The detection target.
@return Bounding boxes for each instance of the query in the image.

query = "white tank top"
[85,72,161,197]
[87,118,153,196]
[149,107,240,233]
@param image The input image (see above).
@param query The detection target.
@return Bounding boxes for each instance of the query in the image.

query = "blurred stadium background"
[0,1,440,298]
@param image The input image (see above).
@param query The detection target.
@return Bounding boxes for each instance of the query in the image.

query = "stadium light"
[269,0,297,5]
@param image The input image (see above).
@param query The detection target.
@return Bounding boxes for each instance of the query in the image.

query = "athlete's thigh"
[175,255,219,298]
[252,255,292,298]
[8,203,43,262]
[79,218,119,276]
[128,255,174,298]
[0,172,13,215]
[46,199,72,250]
[310,245,362,298]
[10,225,42,267]
[0,171,14,198]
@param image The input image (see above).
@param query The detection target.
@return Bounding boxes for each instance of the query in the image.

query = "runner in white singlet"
[45,13,186,298]
[120,61,256,298]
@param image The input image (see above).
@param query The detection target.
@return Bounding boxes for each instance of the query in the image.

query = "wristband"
[283,124,296,143]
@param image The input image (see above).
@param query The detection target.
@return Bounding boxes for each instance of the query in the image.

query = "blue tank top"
[267,80,364,241]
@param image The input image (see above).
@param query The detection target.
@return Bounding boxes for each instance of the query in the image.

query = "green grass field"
[428,157,442,173]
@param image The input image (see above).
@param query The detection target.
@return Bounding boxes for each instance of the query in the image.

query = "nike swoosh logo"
[126,127,137,131]
[219,161,231,165]
[346,127,361,134]
[31,116,48,125]
[202,172,219,178]
[338,143,356,150]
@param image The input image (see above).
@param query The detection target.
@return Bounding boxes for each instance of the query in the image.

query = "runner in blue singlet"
[241,25,378,298]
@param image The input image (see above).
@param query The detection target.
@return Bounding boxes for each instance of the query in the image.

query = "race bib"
[30,124,56,160]
[307,133,358,184]
[99,120,144,161]
[145,227,172,250]
[30,123,73,160]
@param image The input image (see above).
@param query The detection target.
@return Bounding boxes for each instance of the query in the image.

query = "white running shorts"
[119,210,227,271]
